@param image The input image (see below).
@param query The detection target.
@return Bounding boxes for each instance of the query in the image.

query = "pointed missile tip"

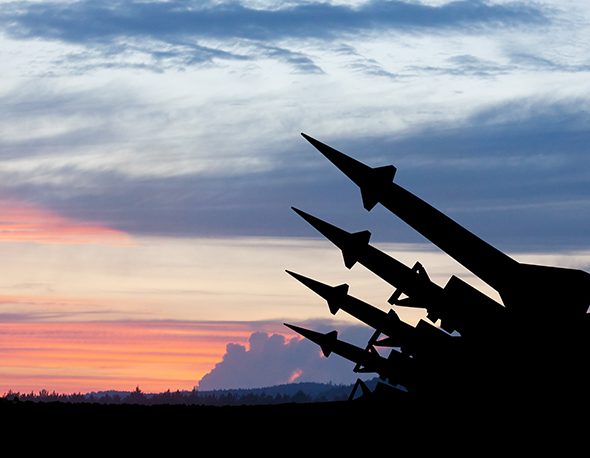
[284,323,306,336]
[300,132,317,144]
[285,269,304,282]
[291,207,313,225]
[291,206,314,222]
[285,270,310,286]
[286,270,329,294]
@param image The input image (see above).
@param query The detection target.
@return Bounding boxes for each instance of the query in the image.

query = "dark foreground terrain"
[2,396,584,449]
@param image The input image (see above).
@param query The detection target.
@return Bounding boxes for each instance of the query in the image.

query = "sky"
[0,0,589,393]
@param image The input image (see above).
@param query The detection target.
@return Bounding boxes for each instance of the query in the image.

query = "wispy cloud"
[406,53,509,77]
[55,40,250,74]
[0,1,547,73]
[2,97,588,249]
[508,52,590,73]
[2,1,547,42]
[335,44,396,79]
[255,43,324,74]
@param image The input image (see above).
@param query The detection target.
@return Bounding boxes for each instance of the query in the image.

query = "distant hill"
[196,381,355,399]
[3,379,384,406]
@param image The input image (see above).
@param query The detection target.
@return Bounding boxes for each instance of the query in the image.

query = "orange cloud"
[0,198,129,244]
[288,368,303,383]
[0,321,287,393]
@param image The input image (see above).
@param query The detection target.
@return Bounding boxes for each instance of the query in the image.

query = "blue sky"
[1,0,589,248]
[0,0,589,392]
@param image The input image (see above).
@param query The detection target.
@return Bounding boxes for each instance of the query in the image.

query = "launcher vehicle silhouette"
[285,134,589,405]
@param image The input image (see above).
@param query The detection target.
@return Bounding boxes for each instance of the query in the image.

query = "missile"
[301,133,590,317]
[286,270,413,347]
[301,132,396,211]
[291,207,433,300]
[291,207,370,269]
[292,208,506,335]
[284,323,410,384]
[300,134,517,298]
[285,270,350,315]
[283,323,338,357]
[286,269,456,352]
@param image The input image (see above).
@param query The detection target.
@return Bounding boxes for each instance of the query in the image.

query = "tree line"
[2,384,351,406]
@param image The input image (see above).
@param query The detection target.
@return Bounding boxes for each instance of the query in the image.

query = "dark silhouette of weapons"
[291,207,505,336]
[284,323,412,387]
[285,133,589,407]
[301,133,590,319]
[285,270,454,354]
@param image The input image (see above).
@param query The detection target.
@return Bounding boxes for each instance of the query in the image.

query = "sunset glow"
[0,320,285,393]
[0,199,129,245]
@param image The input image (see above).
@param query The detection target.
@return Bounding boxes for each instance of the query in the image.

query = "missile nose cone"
[286,270,349,315]
[284,322,312,338]
[286,270,330,296]
[291,206,322,227]
[300,133,350,167]
[284,322,305,335]
[291,207,350,246]
[284,323,338,357]
[285,269,306,282]
[284,323,323,344]
[300,133,324,150]
[300,133,396,212]
[300,132,315,143]
[291,208,370,269]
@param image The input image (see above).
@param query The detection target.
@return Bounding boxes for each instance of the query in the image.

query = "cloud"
[0,198,129,244]
[255,44,324,74]
[405,52,590,78]
[508,52,590,73]
[1,1,547,42]
[406,53,509,77]
[2,96,588,250]
[198,324,374,390]
[0,1,547,72]
[335,44,396,79]
[55,40,250,74]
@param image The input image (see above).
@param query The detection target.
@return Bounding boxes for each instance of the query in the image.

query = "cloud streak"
[2,1,547,42]
[0,320,287,393]
[0,1,547,72]
[2,97,588,249]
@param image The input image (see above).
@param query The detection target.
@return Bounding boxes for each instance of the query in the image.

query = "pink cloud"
[0,198,129,244]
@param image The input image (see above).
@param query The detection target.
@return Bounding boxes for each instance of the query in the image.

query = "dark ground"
[1,397,584,450]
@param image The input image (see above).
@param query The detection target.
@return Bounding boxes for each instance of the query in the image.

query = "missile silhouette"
[301,133,590,317]
[291,207,434,302]
[284,323,411,385]
[300,132,516,293]
[292,207,505,335]
[301,132,396,212]
[281,133,589,404]
[286,269,455,354]
[286,270,412,347]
